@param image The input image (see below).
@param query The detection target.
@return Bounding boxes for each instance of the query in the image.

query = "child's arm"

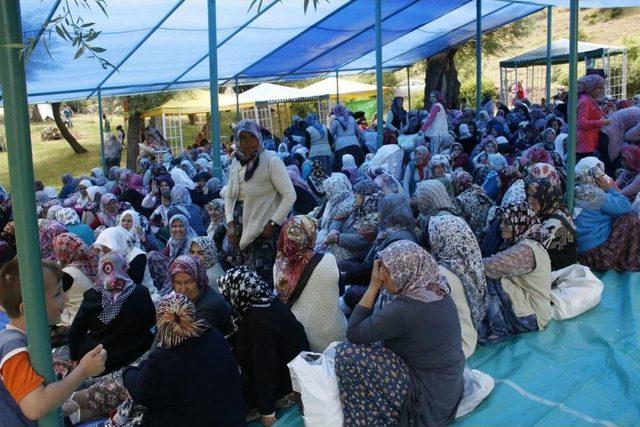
[18,344,106,421]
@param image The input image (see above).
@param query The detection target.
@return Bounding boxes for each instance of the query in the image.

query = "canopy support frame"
[335,70,340,104]
[407,66,411,110]
[0,2,60,426]
[98,89,105,174]
[476,0,482,113]
[375,0,384,148]
[208,0,221,179]
[235,76,240,121]
[545,6,552,108]
[566,0,579,212]
[86,0,186,99]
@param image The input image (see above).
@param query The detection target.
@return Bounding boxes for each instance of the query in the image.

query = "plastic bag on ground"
[550,264,603,320]
[287,342,343,427]
[456,368,495,419]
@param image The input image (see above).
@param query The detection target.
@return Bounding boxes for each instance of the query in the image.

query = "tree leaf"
[85,30,101,41]
[55,25,67,40]
[74,46,85,59]
[81,22,95,27]
[2,43,26,49]
[89,46,106,53]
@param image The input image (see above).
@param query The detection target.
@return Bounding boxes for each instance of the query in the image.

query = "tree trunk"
[31,105,43,122]
[126,111,142,170]
[51,102,88,153]
[424,49,461,110]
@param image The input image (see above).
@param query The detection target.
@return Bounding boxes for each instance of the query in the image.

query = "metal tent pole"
[545,6,553,110]
[566,0,579,213]
[97,89,105,174]
[208,0,222,179]
[406,66,411,110]
[375,0,384,148]
[235,76,240,122]
[475,0,482,114]
[335,70,340,104]
[0,2,60,426]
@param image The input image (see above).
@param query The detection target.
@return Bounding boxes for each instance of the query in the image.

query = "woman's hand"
[324,230,339,246]
[369,259,384,291]
[227,221,237,247]
[262,415,277,426]
[261,222,275,239]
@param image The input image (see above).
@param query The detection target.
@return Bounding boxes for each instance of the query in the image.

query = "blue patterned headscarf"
[305,113,325,138]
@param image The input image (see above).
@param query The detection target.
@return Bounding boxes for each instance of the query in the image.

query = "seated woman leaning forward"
[481,202,552,342]
[335,240,465,427]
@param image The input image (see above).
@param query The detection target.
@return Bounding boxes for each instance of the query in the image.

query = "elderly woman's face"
[189,242,206,265]
[171,220,186,240]
[120,214,133,231]
[432,165,445,177]
[105,200,118,215]
[172,271,199,301]
[527,194,542,213]
[79,185,88,196]
[485,143,496,154]
[238,131,260,157]
[379,262,397,294]
[452,145,462,156]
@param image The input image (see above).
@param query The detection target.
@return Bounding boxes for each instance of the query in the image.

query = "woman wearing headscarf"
[413,179,457,222]
[386,96,408,135]
[180,159,197,180]
[615,145,640,200]
[170,255,231,333]
[59,173,76,199]
[340,193,418,309]
[287,164,318,215]
[306,159,328,202]
[163,214,198,264]
[305,113,332,175]
[340,154,361,185]
[574,157,640,271]
[224,120,296,286]
[316,173,355,257]
[365,165,402,195]
[69,252,155,375]
[336,240,464,427]
[577,74,611,166]
[330,104,364,172]
[167,185,206,236]
[55,207,95,245]
[451,170,492,240]
[74,179,94,212]
[428,216,486,358]
[525,176,577,271]
[402,145,431,197]
[274,215,347,352]
[428,154,454,195]
[322,179,380,261]
[94,227,160,302]
[205,199,228,254]
[481,201,552,341]
[53,233,98,326]
[119,294,245,427]
[189,236,226,292]
[39,221,68,261]
[602,106,640,172]
[218,267,309,426]
[421,91,449,155]
[89,193,119,230]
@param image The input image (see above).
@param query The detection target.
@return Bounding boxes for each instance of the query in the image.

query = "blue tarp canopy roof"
[4,0,639,104]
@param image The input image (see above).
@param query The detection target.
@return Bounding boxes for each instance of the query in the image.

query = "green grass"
[0,114,127,191]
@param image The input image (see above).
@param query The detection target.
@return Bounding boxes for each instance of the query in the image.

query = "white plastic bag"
[550,264,603,320]
[288,342,343,427]
[455,368,494,418]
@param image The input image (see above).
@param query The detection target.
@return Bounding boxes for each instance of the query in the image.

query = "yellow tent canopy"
[143,89,236,117]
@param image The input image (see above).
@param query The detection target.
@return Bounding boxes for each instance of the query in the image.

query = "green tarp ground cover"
[262,271,639,427]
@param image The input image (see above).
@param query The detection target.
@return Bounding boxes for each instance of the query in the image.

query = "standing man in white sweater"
[225,119,296,286]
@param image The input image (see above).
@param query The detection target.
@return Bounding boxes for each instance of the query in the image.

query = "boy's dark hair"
[0,259,63,318]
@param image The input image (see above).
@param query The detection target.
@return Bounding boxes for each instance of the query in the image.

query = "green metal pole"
[475,0,482,114]
[0,2,61,427]
[566,0,579,213]
[97,89,105,174]
[235,76,240,122]
[375,0,383,148]
[545,6,553,110]
[208,0,222,179]
[406,66,411,111]
[335,70,340,104]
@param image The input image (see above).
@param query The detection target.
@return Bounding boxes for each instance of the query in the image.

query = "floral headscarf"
[217,266,274,331]
[323,173,354,220]
[377,193,415,238]
[429,215,486,329]
[379,240,449,304]
[53,233,98,281]
[578,74,605,95]
[622,145,640,173]
[274,216,317,303]
[170,255,208,292]
[190,236,219,270]
[55,208,81,226]
[414,179,455,216]
[39,221,68,261]
[171,186,193,218]
[451,170,474,196]
[527,162,562,188]
[168,214,198,263]
[94,252,135,324]
[287,164,311,192]
[365,166,401,195]
[97,193,118,228]
[305,113,325,137]
[499,201,543,247]
[156,293,209,349]
[497,165,523,203]
[353,179,384,218]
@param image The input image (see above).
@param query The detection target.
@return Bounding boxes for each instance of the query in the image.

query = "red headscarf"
[53,233,98,281]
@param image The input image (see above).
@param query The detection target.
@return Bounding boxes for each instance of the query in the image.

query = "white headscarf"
[94,226,135,259]
[170,167,196,190]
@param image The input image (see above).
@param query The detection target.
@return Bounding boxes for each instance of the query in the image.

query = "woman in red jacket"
[576,74,611,170]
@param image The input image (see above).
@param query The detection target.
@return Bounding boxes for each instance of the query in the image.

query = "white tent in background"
[36,104,54,121]
[300,77,378,99]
